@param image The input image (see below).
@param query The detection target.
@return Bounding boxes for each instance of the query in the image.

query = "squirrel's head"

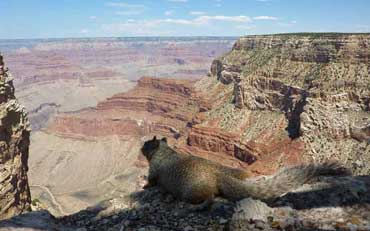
[141,136,167,160]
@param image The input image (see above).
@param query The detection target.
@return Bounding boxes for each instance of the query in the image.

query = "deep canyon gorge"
[1,34,370,230]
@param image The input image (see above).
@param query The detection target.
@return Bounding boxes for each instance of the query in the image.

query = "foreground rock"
[229,175,370,231]
[2,174,368,230]
[0,211,73,231]
[0,54,31,220]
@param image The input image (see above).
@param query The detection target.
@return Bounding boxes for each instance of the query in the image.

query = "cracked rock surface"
[0,54,31,220]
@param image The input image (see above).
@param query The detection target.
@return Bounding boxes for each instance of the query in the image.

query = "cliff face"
[0,54,31,220]
[192,34,370,174]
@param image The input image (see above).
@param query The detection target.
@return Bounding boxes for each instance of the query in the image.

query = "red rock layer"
[48,77,200,142]
[181,117,305,174]
[186,126,257,164]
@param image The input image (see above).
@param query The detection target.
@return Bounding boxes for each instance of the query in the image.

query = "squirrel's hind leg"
[183,186,215,211]
[181,184,216,205]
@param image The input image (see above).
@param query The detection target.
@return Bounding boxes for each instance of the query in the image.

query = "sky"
[1,0,370,39]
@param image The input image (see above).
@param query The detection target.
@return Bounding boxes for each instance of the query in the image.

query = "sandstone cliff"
[192,33,370,174]
[0,54,31,220]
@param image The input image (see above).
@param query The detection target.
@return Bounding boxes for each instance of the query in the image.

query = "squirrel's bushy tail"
[217,161,351,201]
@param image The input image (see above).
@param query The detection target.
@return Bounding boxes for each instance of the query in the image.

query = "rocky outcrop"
[233,81,244,109]
[194,33,370,174]
[0,54,31,220]
[0,210,74,231]
[185,126,257,166]
[351,119,370,142]
[228,175,370,231]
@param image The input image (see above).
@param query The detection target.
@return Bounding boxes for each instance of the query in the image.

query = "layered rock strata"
[194,33,370,174]
[0,54,31,220]
[48,77,199,141]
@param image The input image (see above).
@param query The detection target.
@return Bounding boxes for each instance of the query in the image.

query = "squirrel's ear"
[161,137,167,143]
[153,136,157,141]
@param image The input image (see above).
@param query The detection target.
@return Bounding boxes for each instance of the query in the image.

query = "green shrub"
[31,198,41,206]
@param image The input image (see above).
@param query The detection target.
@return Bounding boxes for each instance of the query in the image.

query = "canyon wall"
[0,54,31,220]
[192,33,370,174]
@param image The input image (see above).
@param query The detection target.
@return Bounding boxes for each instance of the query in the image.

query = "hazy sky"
[1,0,370,39]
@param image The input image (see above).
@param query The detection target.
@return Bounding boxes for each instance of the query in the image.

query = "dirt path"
[30,184,67,216]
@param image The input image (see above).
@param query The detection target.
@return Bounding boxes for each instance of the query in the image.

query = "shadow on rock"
[272,175,370,210]
[58,187,235,230]
[0,210,72,231]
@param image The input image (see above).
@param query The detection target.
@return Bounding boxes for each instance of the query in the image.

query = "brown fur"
[142,136,351,204]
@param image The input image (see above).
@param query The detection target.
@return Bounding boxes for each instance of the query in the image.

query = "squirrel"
[141,136,351,204]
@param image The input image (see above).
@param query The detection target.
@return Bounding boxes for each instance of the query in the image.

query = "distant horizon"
[2,0,369,39]
[0,35,239,41]
[1,32,370,41]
